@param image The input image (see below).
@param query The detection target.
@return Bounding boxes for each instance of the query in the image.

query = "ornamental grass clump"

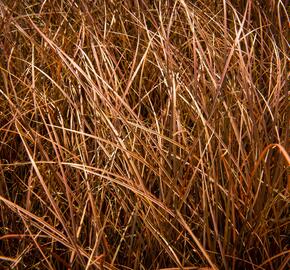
[0,0,289,269]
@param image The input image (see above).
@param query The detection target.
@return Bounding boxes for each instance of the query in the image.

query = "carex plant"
[0,0,289,269]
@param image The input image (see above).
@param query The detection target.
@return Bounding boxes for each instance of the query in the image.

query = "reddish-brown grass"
[0,1,289,269]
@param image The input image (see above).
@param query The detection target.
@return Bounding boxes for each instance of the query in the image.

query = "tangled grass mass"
[0,0,289,269]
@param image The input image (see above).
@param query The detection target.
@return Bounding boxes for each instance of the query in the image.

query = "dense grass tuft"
[0,1,289,269]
